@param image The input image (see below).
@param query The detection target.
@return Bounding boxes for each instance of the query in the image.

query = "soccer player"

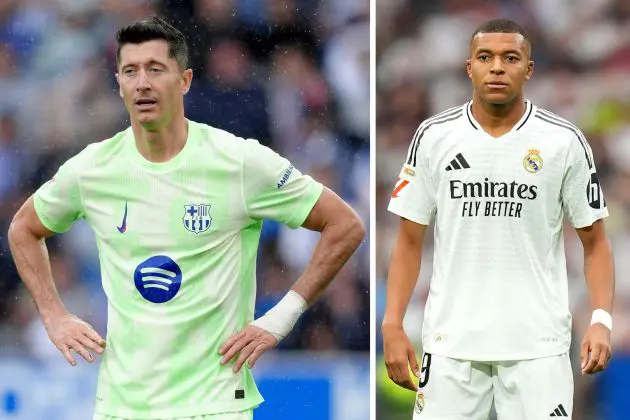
[8,17,365,420]
[382,19,614,419]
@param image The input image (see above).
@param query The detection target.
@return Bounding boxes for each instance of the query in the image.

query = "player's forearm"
[382,234,422,328]
[583,236,614,313]
[7,223,66,321]
[291,213,365,304]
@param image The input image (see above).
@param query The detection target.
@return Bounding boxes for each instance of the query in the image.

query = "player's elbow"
[8,205,27,241]
[8,196,51,244]
[7,212,26,252]
[340,210,366,253]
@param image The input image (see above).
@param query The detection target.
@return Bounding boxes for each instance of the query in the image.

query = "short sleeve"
[388,140,437,225]
[243,140,323,228]
[33,155,84,233]
[561,135,608,228]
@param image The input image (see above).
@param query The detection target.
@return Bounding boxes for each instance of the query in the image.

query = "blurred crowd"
[0,0,370,369]
[375,0,630,419]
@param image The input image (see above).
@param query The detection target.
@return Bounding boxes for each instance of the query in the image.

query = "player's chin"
[134,111,160,125]
[480,91,514,105]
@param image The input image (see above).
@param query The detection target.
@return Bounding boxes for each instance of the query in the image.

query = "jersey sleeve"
[561,134,608,228]
[387,135,437,225]
[243,140,323,228]
[33,154,85,233]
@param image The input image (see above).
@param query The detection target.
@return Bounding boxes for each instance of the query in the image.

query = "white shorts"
[94,410,253,420]
[412,352,573,420]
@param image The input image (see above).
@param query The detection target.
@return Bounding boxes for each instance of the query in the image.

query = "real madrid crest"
[523,148,543,173]
[414,391,425,414]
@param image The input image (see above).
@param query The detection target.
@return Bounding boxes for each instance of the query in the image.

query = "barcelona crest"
[183,204,212,234]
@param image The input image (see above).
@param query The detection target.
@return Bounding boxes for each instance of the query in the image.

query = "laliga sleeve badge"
[403,166,416,176]
[414,391,425,414]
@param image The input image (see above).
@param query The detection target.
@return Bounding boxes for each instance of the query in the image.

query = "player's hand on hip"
[43,312,106,366]
[219,325,278,373]
[580,323,612,375]
[382,323,420,391]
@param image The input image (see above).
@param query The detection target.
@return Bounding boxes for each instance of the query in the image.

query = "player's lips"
[134,98,158,109]
[486,81,509,89]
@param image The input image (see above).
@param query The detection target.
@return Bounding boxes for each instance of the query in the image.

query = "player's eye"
[505,56,519,63]
[149,67,163,73]
[123,68,136,76]
[478,54,490,61]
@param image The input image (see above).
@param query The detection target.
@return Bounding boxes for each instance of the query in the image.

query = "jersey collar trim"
[466,101,481,130]
[126,119,196,172]
[466,99,535,133]
[514,99,534,131]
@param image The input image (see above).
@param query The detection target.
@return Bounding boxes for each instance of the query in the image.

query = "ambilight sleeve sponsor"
[276,165,294,189]
[243,140,323,228]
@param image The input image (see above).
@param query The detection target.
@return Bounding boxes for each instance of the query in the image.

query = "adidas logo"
[445,153,470,171]
[549,403,568,417]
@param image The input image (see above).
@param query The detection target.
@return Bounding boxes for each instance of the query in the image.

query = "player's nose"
[135,69,152,91]
[490,57,504,74]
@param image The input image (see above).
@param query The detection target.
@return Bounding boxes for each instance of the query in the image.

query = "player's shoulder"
[404,103,469,164]
[417,103,468,134]
[64,129,128,170]
[531,106,587,142]
[530,105,594,162]
[189,120,269,157]
[413,103,471,144]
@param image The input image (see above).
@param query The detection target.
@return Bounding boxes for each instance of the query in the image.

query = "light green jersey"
[34,120,323,419]
[94,409,252,420]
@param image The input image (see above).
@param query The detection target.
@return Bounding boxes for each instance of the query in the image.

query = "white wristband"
[591,309,612,331]
[251,290,308,342]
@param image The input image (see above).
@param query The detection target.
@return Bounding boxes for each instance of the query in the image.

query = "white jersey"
[34,120,323,418]
[388,100,608,361]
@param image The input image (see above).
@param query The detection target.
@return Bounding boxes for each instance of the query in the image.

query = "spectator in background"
[245,0,320,63]
[268,44,332,154]
[186,38,271,144]
[323,12,370,145]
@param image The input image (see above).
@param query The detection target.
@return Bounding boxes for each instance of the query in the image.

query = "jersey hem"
[94,397,263,420]
[572,212,609,229]
[287,181,323,229]
[387,204,431,226]
[422,345,571,362]
[33,193,71,233]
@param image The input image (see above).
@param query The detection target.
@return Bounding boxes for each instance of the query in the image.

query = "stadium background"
[0,0,369,419]
[375,1,630,419]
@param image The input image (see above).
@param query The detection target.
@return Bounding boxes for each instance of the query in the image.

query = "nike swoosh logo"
[117,201,128,233]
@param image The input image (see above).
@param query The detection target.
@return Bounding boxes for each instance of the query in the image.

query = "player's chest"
[80,169,246,249]
[432,136,566,197]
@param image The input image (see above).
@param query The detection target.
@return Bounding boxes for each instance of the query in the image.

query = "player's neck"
[131,115,188,163]
[471,95,526,137]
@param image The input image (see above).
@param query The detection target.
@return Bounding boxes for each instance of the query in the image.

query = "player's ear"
[466,59,472,79]
[115,73,123,99]
[181,69,193,95]
[525,60,534,81]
